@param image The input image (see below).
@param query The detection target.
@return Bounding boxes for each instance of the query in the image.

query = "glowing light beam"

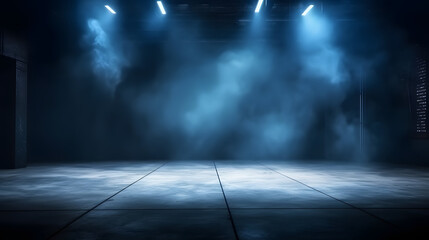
[255,0,264,13]
[301,5,314,16]
[157,1,167,15]
[104,5,116,14]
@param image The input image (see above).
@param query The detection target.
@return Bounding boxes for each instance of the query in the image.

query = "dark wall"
[24,0,429,164]
[27,15,344,162]
[0,56,16,168]
[0,0,29,168]
[0,54,26,169]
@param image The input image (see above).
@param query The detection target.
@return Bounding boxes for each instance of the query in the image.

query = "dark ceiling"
[1,0,428,42]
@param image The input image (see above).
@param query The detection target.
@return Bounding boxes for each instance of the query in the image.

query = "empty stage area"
[1,161,429,239]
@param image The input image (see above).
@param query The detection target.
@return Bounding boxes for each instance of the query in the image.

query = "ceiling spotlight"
[255,0,264,13]
[105,5,116,14]
[301,5,314,16]
[157,1,167,15]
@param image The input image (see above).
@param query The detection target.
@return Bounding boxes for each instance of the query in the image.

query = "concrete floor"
[1,161,429,239]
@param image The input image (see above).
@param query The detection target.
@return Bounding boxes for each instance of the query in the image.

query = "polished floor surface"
[1,160,429,239]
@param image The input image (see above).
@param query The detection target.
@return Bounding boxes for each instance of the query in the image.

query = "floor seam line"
[213,161,240,240]
[47,162,167,239]
[259,162,399,228]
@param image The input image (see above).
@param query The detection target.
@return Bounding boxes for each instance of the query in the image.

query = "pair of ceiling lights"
[256,1,314,16]
[105,2,314,16]
[105,1,166,15]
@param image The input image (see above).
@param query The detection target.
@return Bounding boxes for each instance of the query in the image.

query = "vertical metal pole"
[0,30,3,55]
[360,72,365,157]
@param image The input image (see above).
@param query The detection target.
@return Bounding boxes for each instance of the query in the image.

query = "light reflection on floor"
[1,160,429,239]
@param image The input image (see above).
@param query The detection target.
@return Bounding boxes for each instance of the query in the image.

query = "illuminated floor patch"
[1,160,429,239]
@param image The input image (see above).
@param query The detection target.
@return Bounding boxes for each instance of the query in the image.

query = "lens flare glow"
[302,5,314,16]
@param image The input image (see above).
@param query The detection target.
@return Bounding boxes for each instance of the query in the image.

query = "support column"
[0,30,27,169]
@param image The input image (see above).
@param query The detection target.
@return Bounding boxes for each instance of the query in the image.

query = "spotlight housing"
[301,5,314,16]
[157,1,167,15]
[255,0,264,13]
[104,5,116,14]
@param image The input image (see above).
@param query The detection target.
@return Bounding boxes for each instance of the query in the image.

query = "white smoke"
[86,19,125,92]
